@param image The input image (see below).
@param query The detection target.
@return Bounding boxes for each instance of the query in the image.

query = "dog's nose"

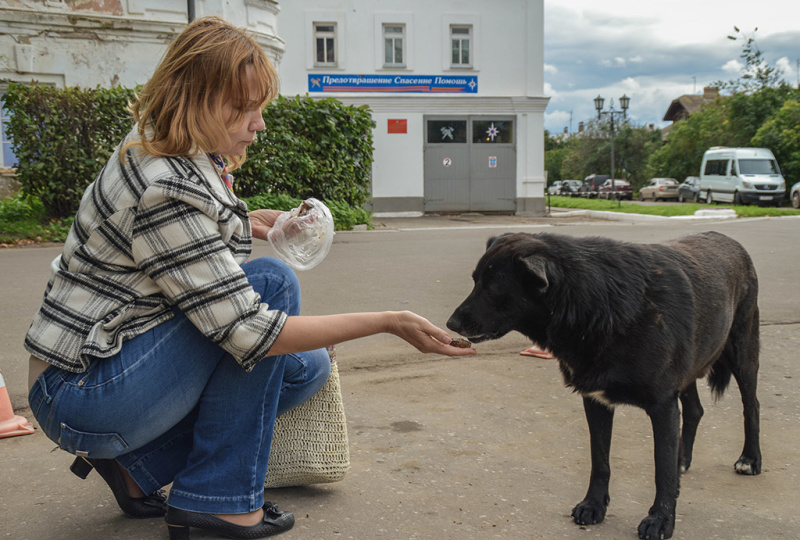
[446,313,461,333]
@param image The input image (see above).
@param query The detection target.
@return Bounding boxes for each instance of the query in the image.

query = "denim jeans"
[28,257,331,514]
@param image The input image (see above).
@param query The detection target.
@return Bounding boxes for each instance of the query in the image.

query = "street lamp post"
[594,94,630,203]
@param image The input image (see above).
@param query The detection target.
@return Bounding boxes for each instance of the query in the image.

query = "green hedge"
[235,94,375,206]
[3,84,136,219]
[2,84,375,221]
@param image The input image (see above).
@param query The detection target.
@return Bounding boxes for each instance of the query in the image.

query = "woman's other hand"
[249,209,283,241]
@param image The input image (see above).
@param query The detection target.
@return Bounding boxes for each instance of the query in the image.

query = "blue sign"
[308,74,478,94]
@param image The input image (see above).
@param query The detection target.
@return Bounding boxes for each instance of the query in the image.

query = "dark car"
[598,179,633,200]
[559,179,582,197]
[678,176,700,202]
[579,174,610,198]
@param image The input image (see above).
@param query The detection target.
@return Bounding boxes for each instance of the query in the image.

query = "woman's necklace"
[208,154,234,192]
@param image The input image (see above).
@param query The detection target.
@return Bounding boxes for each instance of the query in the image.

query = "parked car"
[579,174,610,198]
[791,181,800,209]
[547,181,563,195]
[678,176,700,202]
[639,177,679,201]
[597,179,633,200]
[560,179,582,197]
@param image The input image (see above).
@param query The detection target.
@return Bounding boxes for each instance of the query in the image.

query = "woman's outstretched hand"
[387,311,477,356]
[249,209,283,241]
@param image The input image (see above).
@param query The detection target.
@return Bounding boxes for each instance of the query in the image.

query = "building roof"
[662,87,721,122]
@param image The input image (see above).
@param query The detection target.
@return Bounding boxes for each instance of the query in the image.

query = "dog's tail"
[708,362,732,401]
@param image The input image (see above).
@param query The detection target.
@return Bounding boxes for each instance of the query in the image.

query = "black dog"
[447,231,761,539]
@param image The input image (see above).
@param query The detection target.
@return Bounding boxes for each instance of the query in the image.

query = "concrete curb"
[548,208,739,222]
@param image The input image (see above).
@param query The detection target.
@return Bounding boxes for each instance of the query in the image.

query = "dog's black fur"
[447,231,761,540]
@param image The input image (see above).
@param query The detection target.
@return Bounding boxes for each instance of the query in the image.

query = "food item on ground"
[449,338,472,348]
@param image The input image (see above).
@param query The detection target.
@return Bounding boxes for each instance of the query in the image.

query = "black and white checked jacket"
[24,128,286,373]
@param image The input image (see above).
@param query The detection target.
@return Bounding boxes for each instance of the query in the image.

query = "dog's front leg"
[572,396,614,526]
[638,399,681,540]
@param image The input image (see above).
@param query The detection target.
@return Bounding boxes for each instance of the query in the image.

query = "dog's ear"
[486,233,514,251]
[517,255,549,293]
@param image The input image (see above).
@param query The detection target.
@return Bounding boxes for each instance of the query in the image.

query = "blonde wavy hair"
[125,16,279,170]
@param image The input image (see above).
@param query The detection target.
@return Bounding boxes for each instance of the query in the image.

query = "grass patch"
[1,192,371,247]
[0,194,72,245]
[545,196,800,218]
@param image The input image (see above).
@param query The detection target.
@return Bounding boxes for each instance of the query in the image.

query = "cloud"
[544,64,558,74]
[542,1,800,133]
[722,59,744,73]
[775,56,795,77]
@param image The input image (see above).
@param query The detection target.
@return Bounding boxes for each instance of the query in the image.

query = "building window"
[383,24,405,67]
[314,22,337,66]
[450,25,472,67]
[1,91,18,168]
[427,120,467,144]
[472,120,514,144]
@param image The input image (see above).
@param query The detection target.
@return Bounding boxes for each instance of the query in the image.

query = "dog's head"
[447,233,552,343]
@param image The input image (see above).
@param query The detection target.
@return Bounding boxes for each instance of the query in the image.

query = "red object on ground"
[519,346,554,359]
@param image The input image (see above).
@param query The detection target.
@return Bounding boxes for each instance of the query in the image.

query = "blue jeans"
[28,257,331,514]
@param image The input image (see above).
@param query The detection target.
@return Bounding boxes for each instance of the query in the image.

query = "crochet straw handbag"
[264,348,350,488]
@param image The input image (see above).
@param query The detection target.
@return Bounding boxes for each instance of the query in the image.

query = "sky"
[543,1,800,135]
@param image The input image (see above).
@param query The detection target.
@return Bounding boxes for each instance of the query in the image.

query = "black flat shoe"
[165,502,294,539]
[70,456,168,518]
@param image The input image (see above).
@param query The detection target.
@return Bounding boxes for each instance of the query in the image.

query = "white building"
[277,0,548,216]
[1,0,549,215]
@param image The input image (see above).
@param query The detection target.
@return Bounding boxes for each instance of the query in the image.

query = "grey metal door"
[424,115,516,212]
[423,117,470,212]
[469,117,516,211]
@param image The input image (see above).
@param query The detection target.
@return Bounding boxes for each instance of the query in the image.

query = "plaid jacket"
[24,128,286,373]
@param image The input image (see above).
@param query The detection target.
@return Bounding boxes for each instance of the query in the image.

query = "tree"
[613,123,663,190]
[647,99,733,181]
[714,27,783,93]
[726,85,800,146]
[752,99,800,184]
[555,120,662,190]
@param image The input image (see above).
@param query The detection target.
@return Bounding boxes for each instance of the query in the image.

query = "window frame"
[441,14,480,72]
[313,22,338,67]
[450,25,472,68]
[382,23,406,68]
[374,12,414,71]
[0,86,18,169]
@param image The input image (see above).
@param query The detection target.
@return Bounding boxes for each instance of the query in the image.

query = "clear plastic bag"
[267,198,335,271]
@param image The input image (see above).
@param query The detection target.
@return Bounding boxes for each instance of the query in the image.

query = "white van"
[699,147,786,206]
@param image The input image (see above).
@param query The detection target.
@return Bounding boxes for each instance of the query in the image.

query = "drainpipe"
[188,0,195,22]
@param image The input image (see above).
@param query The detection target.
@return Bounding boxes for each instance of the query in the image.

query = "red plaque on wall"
[388,119,407,134]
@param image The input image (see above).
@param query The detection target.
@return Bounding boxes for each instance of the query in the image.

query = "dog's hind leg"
[679,382,704,473]
[571,397,613,527]
[728,310,761,475]
[638,398,681,540]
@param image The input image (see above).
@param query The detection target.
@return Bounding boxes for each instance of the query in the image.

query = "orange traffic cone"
[0,370,35,439]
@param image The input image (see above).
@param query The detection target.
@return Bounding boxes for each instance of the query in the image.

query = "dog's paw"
[571,498,607,526]
[734,455,761,475]
[637,512,674,539]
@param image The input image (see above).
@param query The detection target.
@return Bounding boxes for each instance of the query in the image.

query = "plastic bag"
[267,198,335,271]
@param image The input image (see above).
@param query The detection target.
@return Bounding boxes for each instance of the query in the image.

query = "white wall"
[1,0,549,213]
[276,0,549,215]
[0,0,283,89]
[371,112,424,198]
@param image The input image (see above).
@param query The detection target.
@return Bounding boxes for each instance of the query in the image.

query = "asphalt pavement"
[2,209,799,540]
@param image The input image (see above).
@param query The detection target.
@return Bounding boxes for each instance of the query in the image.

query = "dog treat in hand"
[449,337,472,348]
